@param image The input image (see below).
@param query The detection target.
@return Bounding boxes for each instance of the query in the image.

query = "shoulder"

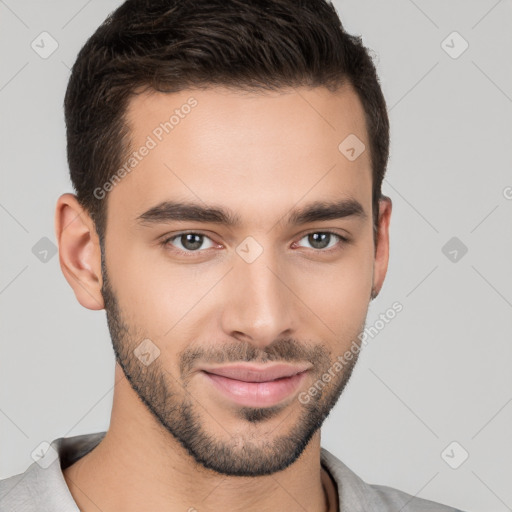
[320,447,466,512]
[369,483,466,511]
[0,432,103,511]
[0,468,36,509]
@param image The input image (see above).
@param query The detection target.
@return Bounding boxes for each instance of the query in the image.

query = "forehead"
[109,85,372,226]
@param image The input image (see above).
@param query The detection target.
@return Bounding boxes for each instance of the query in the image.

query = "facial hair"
[100,252,364,477]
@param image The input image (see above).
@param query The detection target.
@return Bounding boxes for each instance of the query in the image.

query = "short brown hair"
[64,0,389,246]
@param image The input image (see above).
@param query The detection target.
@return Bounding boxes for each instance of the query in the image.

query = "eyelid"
[161,231,219,255]
[298,228,350,241]
[294,230,349,252]
[161,229,350,256]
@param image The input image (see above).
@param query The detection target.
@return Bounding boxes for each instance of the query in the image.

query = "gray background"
[1,1,511,511]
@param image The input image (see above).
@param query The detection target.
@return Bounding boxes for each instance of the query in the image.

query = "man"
[0,1,466,510]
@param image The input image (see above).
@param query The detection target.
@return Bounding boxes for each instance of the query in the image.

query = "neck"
[63,368,336,512]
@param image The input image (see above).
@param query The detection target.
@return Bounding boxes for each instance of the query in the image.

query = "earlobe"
[54,193,105,311]
[371,196,392,299]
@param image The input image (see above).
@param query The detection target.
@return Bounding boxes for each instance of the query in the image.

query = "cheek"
[104,235,175,335]
[106,225,374,350]
[107,239,224,348]
[295,247,373,335]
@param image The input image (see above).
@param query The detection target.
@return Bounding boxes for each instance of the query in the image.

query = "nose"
[219,245,297,350]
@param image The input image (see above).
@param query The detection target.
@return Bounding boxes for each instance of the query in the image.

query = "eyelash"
[159,230,350,257]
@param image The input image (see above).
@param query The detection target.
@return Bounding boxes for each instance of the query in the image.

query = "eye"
[295,231,348,251]
[162,232,216,254]
[160,230,349,257]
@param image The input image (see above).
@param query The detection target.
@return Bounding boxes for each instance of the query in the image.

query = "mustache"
[178,338,330,377]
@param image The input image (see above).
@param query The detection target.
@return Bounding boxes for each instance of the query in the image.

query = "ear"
[54,193,104,310]
[371,195,392,300]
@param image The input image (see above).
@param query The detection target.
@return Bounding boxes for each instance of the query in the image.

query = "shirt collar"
[2,432,378,512]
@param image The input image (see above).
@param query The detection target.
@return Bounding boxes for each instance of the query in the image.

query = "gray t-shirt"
[0,431,465,511]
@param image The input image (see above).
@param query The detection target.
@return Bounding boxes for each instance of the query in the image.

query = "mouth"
[199,363,311,408]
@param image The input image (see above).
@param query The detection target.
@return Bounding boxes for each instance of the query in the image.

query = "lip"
[199,363,311,408]
[199,363,312,382]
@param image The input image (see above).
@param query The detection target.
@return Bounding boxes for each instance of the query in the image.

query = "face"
[97,85,389,476]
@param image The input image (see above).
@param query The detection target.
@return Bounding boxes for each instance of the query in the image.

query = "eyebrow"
[135,198,367,228]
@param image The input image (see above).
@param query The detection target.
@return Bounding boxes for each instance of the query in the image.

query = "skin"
[55,84,391,512]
